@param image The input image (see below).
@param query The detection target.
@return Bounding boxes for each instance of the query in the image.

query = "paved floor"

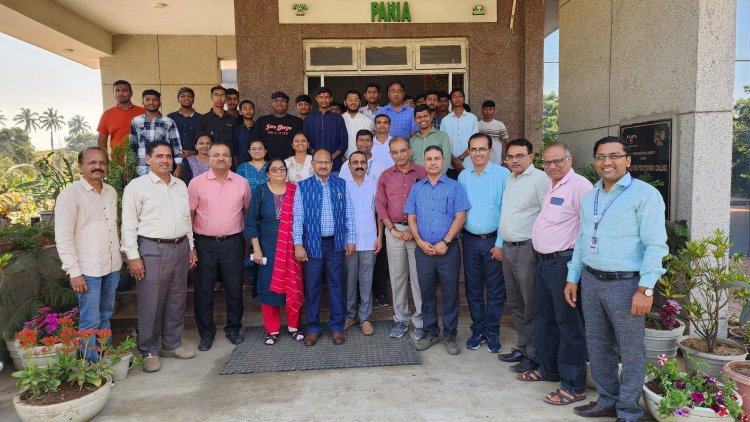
[0,319,654,421]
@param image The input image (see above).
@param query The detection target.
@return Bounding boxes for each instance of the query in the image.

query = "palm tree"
[0,111,6,126]
[67,114,90,136]
[13,108,39,133]
[39,108,65,151]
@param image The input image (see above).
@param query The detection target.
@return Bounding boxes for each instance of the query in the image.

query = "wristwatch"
[442,238,451,245]
[637,286,654,297]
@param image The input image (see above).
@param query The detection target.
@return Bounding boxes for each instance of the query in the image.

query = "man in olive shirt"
[409,104,451,174]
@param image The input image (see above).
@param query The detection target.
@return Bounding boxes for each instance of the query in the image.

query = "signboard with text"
[620,119,672,216]
[279,1,497,24]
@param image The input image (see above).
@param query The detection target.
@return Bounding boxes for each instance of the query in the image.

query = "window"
[220,60,237,90]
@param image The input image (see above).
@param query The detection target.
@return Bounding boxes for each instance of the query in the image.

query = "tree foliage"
[64,131,97,153]
[39,108,65,151]
[67,114,90,136]
[733,86,750,197]
[13,108,39,133]
[0,128,36,170]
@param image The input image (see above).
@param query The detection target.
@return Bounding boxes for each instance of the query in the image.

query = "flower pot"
[38,210,54,227]
[5,337,25,370]
[105,352,133,382]
[13,378,112,422]
[643,375,741,421]
[645,321,686,365]
[722,360,750,416]
[17,341,64,369]
[585,361,621,390]
[677,335,748,378]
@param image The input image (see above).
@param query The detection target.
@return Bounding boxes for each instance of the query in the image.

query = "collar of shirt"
[418,174,448,186]
[116,102,135,111]
[512,164,536,179]
[174,109,195,118]
[138,112,164,122]
[147,170,177,186]
[549,168,577,192]
[389,162,420,174]
[374,135,392,145]
[593,172,632,191]
[78,177,111,194]
[314,173,330,186]
[384,103,408,113]
[207,169,236,181]
[414,127,438,139]
[470,163,499,176]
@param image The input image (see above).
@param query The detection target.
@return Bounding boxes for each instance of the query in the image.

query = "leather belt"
[139,235,186,244]
[585,265,638,280]
[506,239,531,247]
[321,236,334,240]
[462,229,497,240]
[195,233,242,242]
[538,249,574,259]
[393,221,408,225]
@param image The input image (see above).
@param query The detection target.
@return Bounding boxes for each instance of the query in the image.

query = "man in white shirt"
[477,100,509,165]
[339,130,387,182]
[371,114,395,168]
[440,88,478,179]
[121,140,198,373]
[342,90,373,158]
[344,151,383,335]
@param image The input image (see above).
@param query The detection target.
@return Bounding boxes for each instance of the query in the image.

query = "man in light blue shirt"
[564,136,667,422]
[440,88,478,180]
[458,133,510,354]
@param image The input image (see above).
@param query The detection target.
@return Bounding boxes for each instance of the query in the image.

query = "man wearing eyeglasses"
[515,142,592,406]
[566,137,667,422]
[196,85,238,156]
[457,133,510,354]
[252,92,304,161]
[498,138,549,373]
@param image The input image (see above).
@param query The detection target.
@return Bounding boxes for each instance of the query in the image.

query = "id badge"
[589,236,598,254]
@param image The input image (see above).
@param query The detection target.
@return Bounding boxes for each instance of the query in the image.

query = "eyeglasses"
[211,93,227,98]
[250,147,265,152]
[269,167,287,173]
[272,98,288,103]
[542,156,570,167]
[469,147,490,154]
[505,153,531,161]
[594,153,628,162]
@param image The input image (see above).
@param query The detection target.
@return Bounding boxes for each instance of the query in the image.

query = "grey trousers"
[136,237,189,356]
[345,251,376,322]
[582,268,645,421]
[385,223,422,328]
[502,241,538,359]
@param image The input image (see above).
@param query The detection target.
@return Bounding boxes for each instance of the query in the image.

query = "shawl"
[269,182,304,314]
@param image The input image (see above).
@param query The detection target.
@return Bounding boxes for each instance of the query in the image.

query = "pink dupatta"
[269,182,304,314]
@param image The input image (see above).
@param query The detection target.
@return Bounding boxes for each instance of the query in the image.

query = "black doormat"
[220,320,421,374]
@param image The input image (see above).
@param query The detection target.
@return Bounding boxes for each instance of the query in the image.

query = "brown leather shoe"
[361,320,374,336]
[344,320,356,331]
[303,332,319,346]
[331,331,346,345]
[573,401,616,418]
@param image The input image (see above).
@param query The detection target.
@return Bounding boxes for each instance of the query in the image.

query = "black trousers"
[372,235,389,298]
[194,234,244,339]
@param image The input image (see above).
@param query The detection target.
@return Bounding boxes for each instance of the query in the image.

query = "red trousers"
[261,303,301,334]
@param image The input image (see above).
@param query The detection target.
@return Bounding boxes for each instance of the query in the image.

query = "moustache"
[92,170,104,173]
[354,168,364,172]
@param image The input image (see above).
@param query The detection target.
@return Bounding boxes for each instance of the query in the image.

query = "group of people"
[55,78,668,422]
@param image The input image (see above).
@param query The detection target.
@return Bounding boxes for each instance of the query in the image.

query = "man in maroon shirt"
[375,137,426,340]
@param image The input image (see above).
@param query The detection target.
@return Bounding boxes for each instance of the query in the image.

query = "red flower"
[41,336,58,347]
[741,414,748,422]
[717,405,728,417]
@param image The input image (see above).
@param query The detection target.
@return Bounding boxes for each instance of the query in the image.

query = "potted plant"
[668,230,750,377]
[644,356,745,421]
[12,328,114,422]
[645,299,686,365]
[103,334,140,381]
[34,151,79,226]
[14,307,78,368]
[723,360,750,416]
[104,144,137,292]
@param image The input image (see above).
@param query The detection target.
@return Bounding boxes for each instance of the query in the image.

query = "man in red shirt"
[97,80,145,153]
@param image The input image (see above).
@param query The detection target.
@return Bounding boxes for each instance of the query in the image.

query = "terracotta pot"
[17,341,64,369]
[13,378,112,422]
[643,374,741,421]
[105,352,133,381]
[644,321,685,365]
[722,360,750,416]
[677,335,748,378]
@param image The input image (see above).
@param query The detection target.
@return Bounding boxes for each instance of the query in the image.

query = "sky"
[0,33,102,151]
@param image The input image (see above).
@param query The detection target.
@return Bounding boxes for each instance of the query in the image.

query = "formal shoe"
[465,333,486,350]
[445,334,461,355]
[304,332,320,346]
[344,319,357,331]
[198,337,214,351]
[376,293,390,307]
[160,347,196,359]
[361,320,374,336]
[226,331,244,345]
[414,328,426,340]
[573,401,617,418]
[510,358,540,373]
[390,321,408,338]
[331,331,346,345]
[142,354,161,372]
[499,348,526,363]
[415,335,440,351]
[486,336,501,353]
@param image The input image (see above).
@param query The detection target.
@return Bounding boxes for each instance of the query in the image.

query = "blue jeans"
[462,233,505,338]
[78,271,120,361]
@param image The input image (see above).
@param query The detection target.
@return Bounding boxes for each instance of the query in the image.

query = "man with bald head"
[293,150,356,346]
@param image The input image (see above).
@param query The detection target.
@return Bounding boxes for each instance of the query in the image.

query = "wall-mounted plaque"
[620,119,672,216]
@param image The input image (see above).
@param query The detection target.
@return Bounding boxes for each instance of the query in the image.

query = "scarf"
[269,182,304,314]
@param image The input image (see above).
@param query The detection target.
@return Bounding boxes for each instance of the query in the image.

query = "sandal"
[517,369,560,382]
[543,388,586,406]
[289,330,305,342]
[265,333,278,345]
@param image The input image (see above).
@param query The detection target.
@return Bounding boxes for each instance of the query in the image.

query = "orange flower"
[41,336,59,347]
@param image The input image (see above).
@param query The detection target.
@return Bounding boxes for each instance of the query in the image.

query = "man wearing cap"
[97,80,145,153]
[252,91,304,161]
[196,85,237,152]
[295,94,312,121]
[303,87,348,173]
[168,87,202,158]
[130,89,183,177]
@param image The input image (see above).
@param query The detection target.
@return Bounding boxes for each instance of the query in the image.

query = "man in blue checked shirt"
[405,145,471,356]
[381,81,418,139]
[293,149,356,347]
[130,89,183,177]
[565,136,668,422]
[458,133,510,354]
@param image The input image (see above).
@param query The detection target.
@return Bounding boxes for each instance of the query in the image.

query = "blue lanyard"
[593,186,628,232]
